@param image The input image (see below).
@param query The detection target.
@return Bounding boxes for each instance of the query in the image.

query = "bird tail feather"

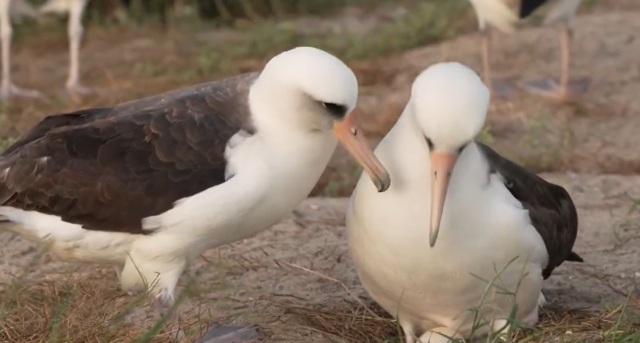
[0,207,136,264]
[567,251,584,262]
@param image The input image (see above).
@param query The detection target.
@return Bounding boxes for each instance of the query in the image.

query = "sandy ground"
[1,174,640,342]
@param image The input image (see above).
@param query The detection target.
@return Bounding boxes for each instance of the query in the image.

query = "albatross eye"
[321,102,348,119]
[425,137,434,151]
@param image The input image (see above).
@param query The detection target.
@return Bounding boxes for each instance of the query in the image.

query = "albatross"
[468,0,585,100]
[347,62,582,342]
[0,46,390,309]
[0,0,92,99]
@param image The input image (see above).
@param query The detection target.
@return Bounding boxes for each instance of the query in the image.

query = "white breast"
[346,118,548,337]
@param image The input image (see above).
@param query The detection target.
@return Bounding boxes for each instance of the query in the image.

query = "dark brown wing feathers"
[477,143,583,279]
[0,73,258,234]
[519,0,549,19]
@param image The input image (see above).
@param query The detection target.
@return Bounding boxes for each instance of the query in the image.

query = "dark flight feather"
[519,0,549,19]
[0,73,259,234]
[478,143,583,279]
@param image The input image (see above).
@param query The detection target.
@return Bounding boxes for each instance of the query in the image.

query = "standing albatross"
[468,0,586,100]
[347,62,582,343]
[0,0,92,100]
[0,46,390,308]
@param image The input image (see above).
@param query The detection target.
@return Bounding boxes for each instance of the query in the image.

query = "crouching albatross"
[0,46,390,309]
[347,62,582,343]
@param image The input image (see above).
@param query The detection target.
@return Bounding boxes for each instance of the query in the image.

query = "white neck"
[241,81,338,220]
[159,87,339,254]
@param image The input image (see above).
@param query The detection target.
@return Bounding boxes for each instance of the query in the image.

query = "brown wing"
[477,143,583,279]
[0,73,258,234]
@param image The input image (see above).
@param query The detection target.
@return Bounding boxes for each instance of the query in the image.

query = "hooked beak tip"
[429,226,439,247]
[374,173,391,193]
[333,116,391,193]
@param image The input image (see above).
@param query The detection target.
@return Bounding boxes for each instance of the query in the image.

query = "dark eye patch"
[322,102,348,119]
[457,143,468,154]
[425,137,434,151]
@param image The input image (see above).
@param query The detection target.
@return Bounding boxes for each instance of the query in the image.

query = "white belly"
[347,169,548,338]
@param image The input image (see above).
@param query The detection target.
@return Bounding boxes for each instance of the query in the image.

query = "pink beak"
[429,151,458,247]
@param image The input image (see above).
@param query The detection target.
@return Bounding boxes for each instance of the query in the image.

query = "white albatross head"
[254,46,390,192]
[410,62,490,247]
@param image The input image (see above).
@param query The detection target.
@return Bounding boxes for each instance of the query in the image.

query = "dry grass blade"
[280,261,385,320]
[276,297,397,343]
[513,302,640,343]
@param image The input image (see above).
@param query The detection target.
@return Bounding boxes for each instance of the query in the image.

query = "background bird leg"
[65,0,92,99]
[481,27,493,94]
[558,22,572,98]
[521,21,589,101]
[480,27,515,100]
[0,0,40,100]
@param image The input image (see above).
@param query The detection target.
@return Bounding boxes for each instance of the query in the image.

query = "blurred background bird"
[467,0,586,100]
[1,0,94,100]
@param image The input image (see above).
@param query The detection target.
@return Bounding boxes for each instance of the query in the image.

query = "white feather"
[0,208,137,264]
[39,0,88,14]
[468,0,518,32]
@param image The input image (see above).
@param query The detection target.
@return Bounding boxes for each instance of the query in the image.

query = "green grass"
[212,0,469,63]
